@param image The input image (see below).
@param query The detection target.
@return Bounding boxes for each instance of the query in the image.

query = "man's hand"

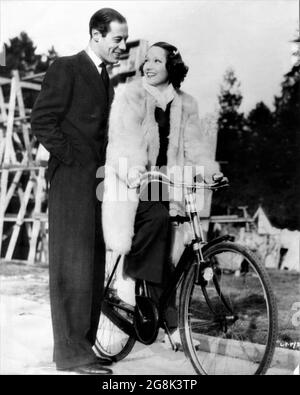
[127,166,146,188]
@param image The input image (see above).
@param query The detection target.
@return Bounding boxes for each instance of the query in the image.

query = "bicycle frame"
[158,183,235,327]
[102,171,231,340]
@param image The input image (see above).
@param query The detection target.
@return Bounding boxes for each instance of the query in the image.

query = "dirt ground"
[0,262,299,375]
[1,263,299,344]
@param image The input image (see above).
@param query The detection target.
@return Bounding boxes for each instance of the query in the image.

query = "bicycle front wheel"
[179,242,278,375]
[95,301,136,362]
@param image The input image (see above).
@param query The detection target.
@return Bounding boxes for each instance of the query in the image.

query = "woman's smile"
[145,72,157,78]
[143,46,169,87]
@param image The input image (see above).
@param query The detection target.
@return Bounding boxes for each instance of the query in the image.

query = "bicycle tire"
[94,301,136,361]
[179,241,278,375]
[94,253,136,362]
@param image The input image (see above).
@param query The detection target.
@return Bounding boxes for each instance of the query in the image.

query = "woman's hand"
[127,166,146,188]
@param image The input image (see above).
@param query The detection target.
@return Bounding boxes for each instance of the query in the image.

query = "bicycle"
[95,171,278,375]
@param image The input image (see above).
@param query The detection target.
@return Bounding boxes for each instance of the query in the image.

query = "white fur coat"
[102,78,218,255]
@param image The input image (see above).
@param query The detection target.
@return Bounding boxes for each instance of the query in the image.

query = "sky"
[0,0,298,116]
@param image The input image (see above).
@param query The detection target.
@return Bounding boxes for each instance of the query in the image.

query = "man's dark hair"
[140,42,189,89]
[89,8,127,37]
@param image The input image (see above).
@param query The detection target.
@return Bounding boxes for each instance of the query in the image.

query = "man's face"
[92,21,128,64]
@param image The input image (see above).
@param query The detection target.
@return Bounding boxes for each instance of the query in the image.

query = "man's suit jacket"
[30,51,114,366]
[31,50,114,181]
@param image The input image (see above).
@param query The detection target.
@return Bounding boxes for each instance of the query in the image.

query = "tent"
[253,206,280,236]
[279,228,300,272]
[253,207,300,272]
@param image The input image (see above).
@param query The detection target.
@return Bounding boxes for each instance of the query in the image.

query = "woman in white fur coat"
[102,42,218,345]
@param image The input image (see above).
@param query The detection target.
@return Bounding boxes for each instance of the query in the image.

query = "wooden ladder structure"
[0,70,48,265]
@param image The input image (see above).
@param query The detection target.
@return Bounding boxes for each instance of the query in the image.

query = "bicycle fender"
[202,234,235,253]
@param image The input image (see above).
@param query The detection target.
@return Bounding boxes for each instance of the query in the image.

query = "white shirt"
[85,45,104,74]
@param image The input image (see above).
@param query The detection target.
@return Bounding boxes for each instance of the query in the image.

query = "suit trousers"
[124,200,178,331]
[48,161,105,369]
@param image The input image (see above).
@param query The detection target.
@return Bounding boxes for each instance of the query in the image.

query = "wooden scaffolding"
[0,70,49,265]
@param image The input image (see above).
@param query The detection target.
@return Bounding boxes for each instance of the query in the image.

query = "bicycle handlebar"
[128,170,229,191]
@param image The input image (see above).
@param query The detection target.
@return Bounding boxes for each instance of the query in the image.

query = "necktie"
[99,63,109,91]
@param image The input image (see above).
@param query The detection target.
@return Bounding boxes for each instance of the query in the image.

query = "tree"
[249,36,300,229]
[244,102,274,211]
[0,31,58,78]
[213,68,247,214]
[2,32,37,76]
[216,68,244,161]
[213,60,300,230]
[269,61,300,229]
[0,32,58,107]
[35,45,59,73]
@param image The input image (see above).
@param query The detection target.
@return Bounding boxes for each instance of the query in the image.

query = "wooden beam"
[21,72,45,81]
[209,217,254,224]
[2,216,48,222]
[5,175,35,260]
[3,73,17,164]
[0,77,11,86]
[0,165,46,172]
[3,155,28,211]
[0,86,8,121]
[28,167,46,264]
[20,81,41,91]
[0,129,5,163]
[14,70,33,163]
[2,115,31,124]
[0,169,9,258]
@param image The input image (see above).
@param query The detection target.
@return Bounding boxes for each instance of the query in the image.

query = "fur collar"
[127,79,184,169]
[142,77,176,111]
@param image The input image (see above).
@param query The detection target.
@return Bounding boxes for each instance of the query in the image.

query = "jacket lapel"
[76,50,108,102]
[168,91,182,165]
[108,83,114,107]
[144,90,183,168]
[144,94,159,167]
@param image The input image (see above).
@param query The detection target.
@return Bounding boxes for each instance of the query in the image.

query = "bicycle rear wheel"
[94,253,136,361]
[179,242,278,375]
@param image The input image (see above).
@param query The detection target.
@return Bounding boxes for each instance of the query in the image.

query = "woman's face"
[143,46,169,88]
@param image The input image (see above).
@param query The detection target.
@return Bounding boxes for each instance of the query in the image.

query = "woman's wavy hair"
[140,42,189,89]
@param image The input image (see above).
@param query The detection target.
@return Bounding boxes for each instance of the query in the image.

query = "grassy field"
[0,262,299,348]
[268,269,300,348]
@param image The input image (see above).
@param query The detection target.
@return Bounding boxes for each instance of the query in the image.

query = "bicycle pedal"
[106,289,135,312]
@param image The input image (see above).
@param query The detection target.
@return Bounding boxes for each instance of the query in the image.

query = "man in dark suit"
[31,8,128,375]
